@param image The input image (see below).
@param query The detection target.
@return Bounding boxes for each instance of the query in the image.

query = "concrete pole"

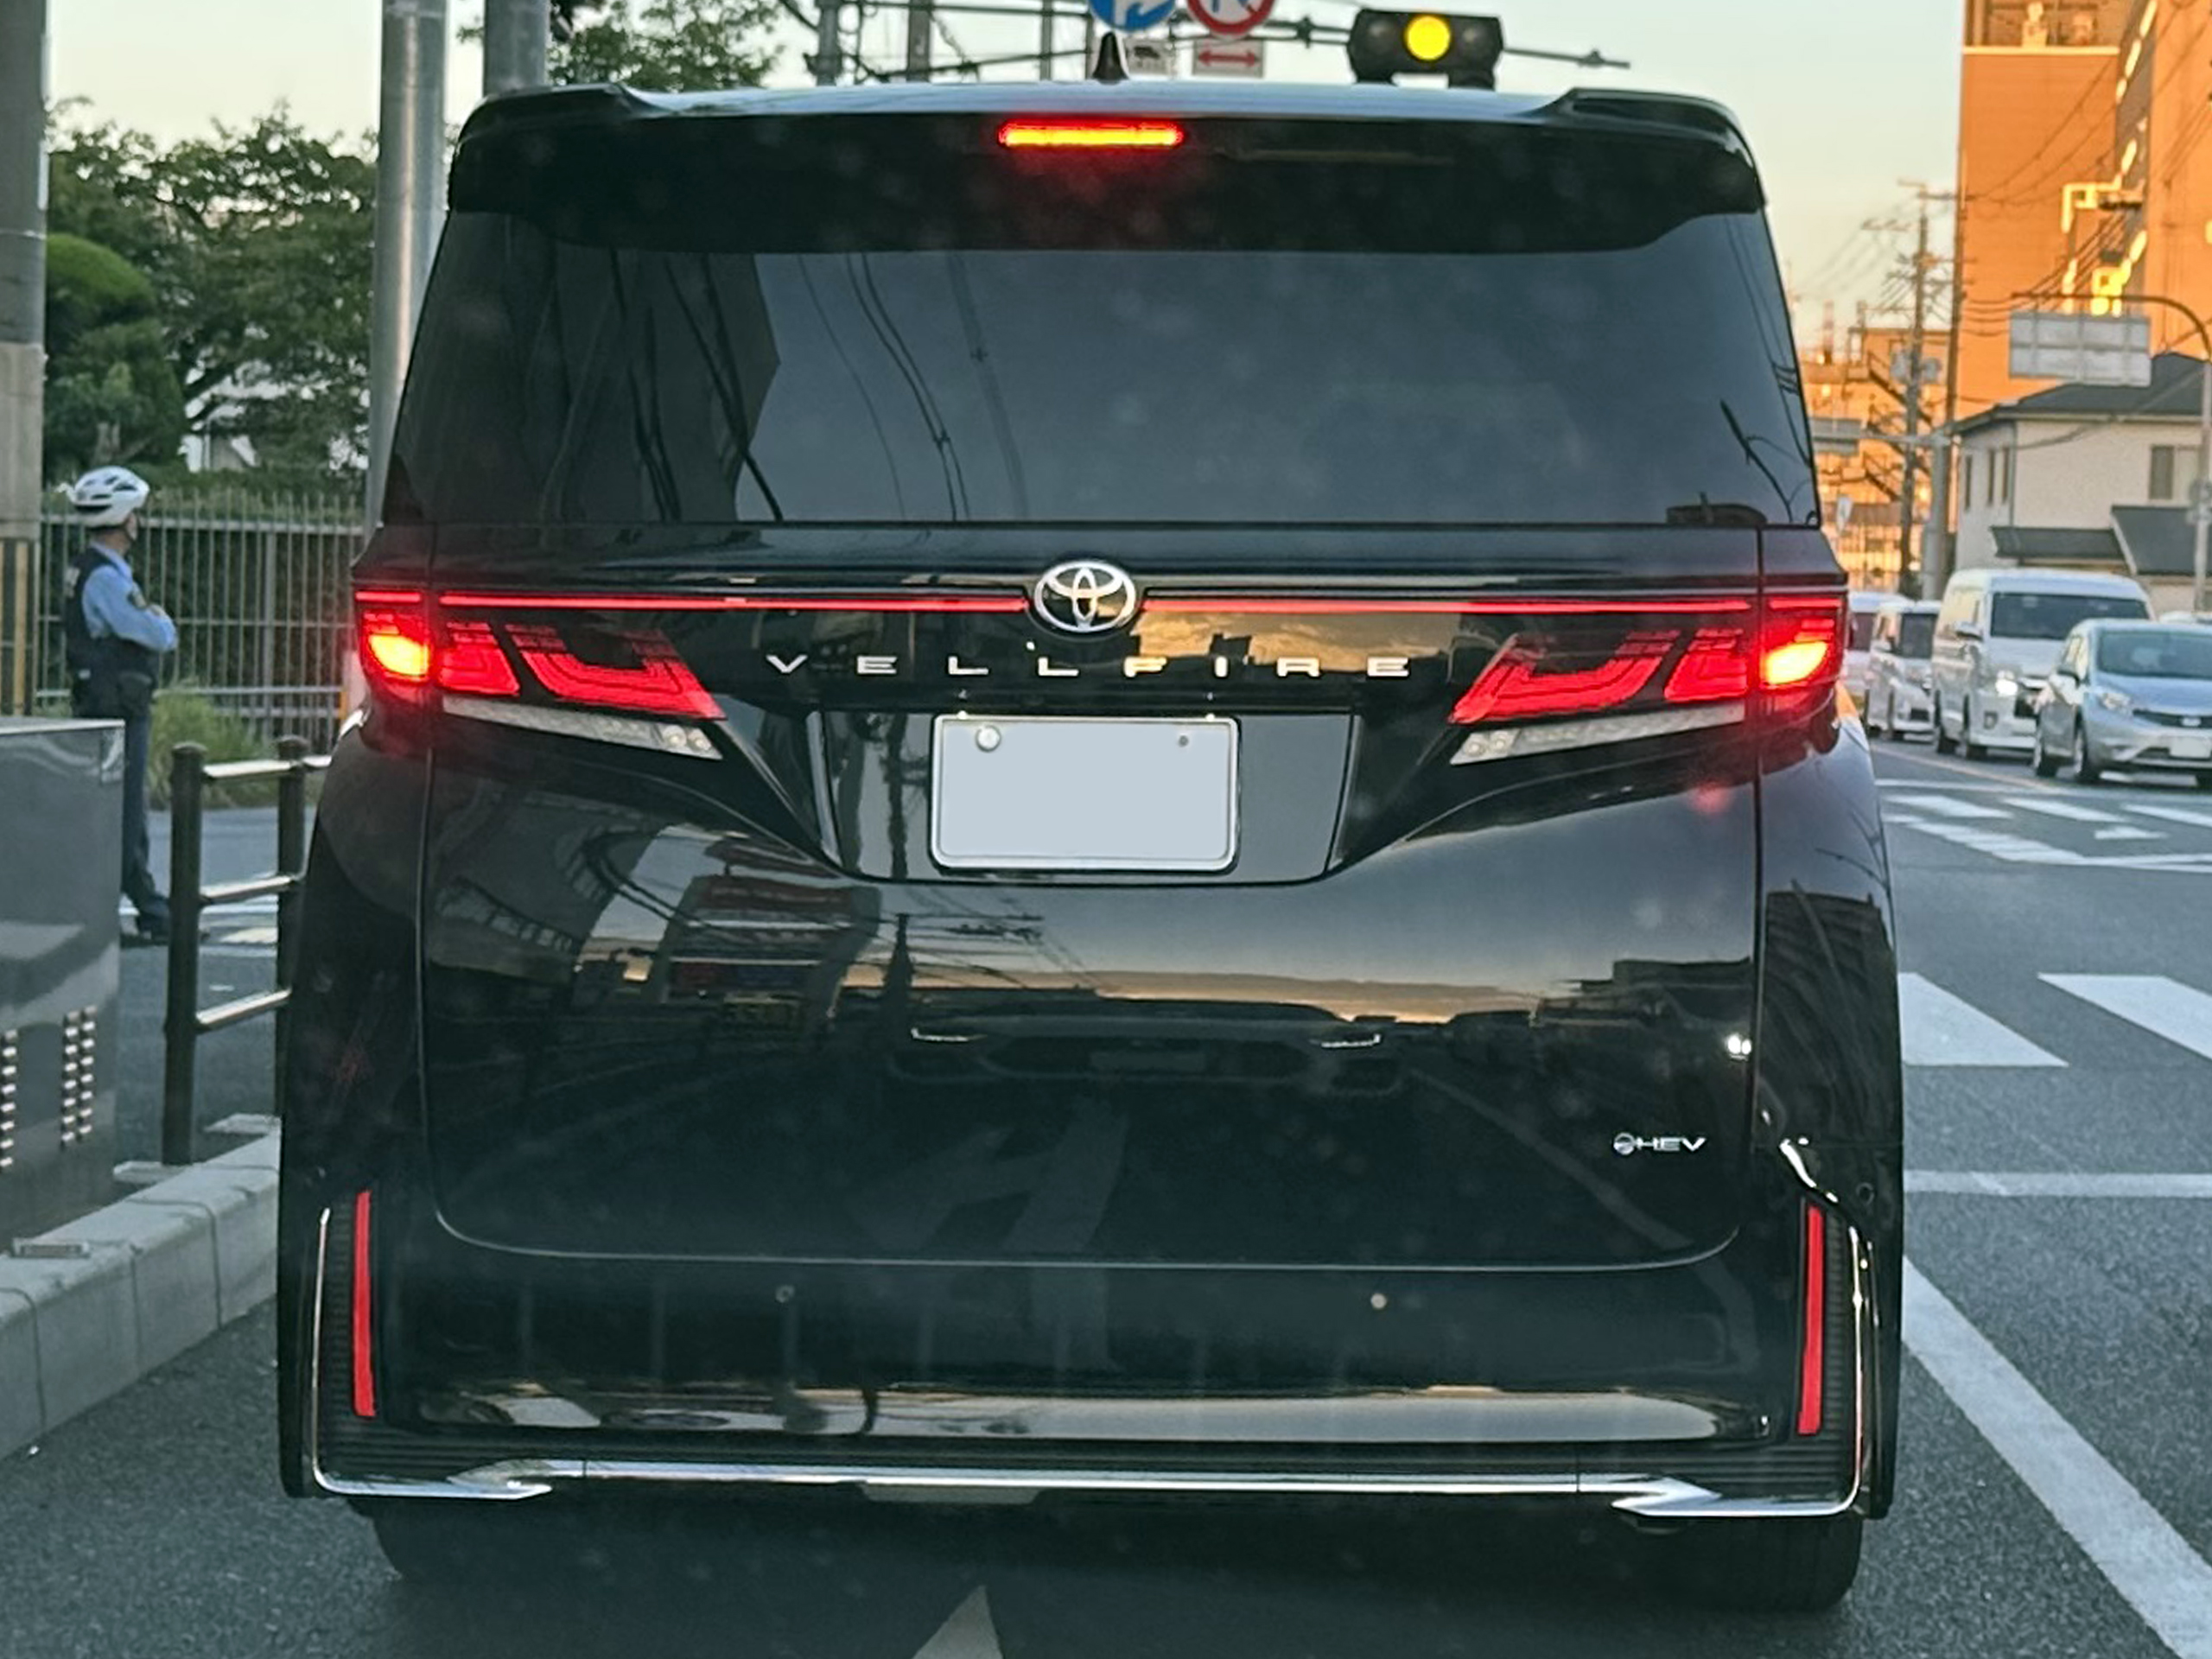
[365,0,449,528]
[483,0,549,94]
[0,0,48,714]
[1039,0,1056,79]
[1896,196,1933,588]
[1923,199,1966,601]
[905,0,933,79]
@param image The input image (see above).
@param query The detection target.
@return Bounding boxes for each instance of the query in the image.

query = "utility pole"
[812,0,844,84]
[1924,192,1966,599]
[1896,194,1935,588]
[483,0,549,93]
[0,0,46,713]
[1039,0,1057,79]
[906,0,933,78]
[366,0,449,527]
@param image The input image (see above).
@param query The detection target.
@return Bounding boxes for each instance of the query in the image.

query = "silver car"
[2031,620,2212,786]
[1863,599,1940,741]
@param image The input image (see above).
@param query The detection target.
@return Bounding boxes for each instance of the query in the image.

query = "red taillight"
[997,118,1185,150]
[357,592,431,700]
[1796,1203,1827,1437]
[507,625,719,720]
[1452,594,1845,728]
[1449,632,1674,724]
[434,619,520,697]
[350,1189,376,1420]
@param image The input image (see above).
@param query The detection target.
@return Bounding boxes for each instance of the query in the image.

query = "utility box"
[0,717,123,1236]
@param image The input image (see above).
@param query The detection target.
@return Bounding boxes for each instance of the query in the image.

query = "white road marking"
[1885,793,2014,819]
[216,925,279,945]
[2043,974,2212,1063]
[2000,795,2126,823]
[1891,819,2086,864]
[1908,1171,2212,1198]
[2125,803,2212,830]
[2095,827,2168,842]
[912,1588,1002,1659]
[1897,973,2066,1067]
[1904,1260,2212,1659]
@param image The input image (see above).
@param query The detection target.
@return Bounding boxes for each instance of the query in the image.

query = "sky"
[49,0,1962,324]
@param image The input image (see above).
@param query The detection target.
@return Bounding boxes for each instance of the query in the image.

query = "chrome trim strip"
[423,1386,1743,1445]
[1451,702,1745,766]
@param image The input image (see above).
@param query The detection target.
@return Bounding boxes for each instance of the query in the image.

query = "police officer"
[62,467,178,944]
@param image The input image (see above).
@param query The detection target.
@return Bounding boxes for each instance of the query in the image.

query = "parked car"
[1863,599,1940,741]
[2031,620,2212,785]
[275,78,1903,1615]
[1843,590,1887,707]
[1931,568,2152,759]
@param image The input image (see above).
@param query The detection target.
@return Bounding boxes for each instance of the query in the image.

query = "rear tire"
[2031,725,2060,778]
[1658,1513,1865,1613]
[2073,721,2104,785]
[1934,698,1957,754]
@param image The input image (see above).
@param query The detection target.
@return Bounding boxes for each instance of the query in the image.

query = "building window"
[2151,445,2202,502]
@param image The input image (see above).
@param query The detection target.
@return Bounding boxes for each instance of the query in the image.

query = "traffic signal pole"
[365,0,449,527]
[0,0,45,713]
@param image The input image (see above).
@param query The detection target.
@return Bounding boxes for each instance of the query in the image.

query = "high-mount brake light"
[997,118,1185,150]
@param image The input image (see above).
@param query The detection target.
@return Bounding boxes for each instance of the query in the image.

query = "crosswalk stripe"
[1885,793,2013,820]
[2124,803,2212,830]
[1891,819,2085,864]
[2000,795,2126,824]
[1898,973,2066,1067]
[2042,974,2212,1063]
[2095,826,2168,841]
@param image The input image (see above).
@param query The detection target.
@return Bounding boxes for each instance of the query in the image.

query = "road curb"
[0,1134,276,1460]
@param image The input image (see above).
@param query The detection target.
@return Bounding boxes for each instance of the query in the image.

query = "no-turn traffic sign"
[1186,0,1274,36]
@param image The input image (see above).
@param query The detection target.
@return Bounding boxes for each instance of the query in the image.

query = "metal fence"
[34,493,361,749]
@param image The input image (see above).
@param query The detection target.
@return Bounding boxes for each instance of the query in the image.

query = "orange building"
[1955,1,2131,415]
[2104,0,2212,355]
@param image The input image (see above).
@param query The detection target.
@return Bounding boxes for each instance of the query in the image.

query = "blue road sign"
[1088,0,1178,32]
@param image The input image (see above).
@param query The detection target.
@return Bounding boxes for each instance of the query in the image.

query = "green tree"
[46,111,375,485]
[545,0,780,89]
[42,232,188,477]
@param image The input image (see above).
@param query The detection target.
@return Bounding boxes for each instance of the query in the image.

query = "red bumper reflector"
[350,1190,376,1421]
[997,118,1185,150]
[1796,1203,1827,1437]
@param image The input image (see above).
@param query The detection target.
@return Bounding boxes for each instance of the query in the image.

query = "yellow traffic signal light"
[1347,10,1504,88]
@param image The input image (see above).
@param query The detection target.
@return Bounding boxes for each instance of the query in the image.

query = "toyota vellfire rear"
[276,81,1904,1612]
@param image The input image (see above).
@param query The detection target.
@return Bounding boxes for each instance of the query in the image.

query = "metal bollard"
[161,743,207,1167]
[273,734,309,1103]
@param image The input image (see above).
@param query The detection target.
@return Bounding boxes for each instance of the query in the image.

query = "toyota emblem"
[1033,561,1139,635]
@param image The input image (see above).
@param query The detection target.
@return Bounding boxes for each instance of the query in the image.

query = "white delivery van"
[1931,568,2152,758]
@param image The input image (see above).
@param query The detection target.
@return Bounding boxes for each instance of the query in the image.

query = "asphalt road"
[12,736,2212,1657]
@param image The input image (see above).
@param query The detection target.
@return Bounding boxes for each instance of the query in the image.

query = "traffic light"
[1346,10,1504,89]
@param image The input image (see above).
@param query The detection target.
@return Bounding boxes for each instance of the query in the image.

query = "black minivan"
[276,77,1904,1612]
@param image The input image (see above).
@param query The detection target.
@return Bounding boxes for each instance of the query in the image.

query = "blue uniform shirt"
[79,549,179,654]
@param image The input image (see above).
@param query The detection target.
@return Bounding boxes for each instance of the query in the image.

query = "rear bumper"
[299,1194,1877,1521]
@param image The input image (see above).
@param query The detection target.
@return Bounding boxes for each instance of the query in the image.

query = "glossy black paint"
[276,83,1897,1519]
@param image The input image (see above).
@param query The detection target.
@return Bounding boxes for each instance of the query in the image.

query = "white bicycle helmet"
[66,466,151,528]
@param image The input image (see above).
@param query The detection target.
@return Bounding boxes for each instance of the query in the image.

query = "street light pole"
[365,0,449,528]
[483,0,549,93]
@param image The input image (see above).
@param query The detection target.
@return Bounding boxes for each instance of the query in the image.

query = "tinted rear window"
[391,114,1813,532]
[1991,592,2150,640]
[1848,612,1878,652]
[1895,613,1936,658]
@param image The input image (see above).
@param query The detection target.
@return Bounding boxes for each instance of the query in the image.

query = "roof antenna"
[1091,30,1129,82]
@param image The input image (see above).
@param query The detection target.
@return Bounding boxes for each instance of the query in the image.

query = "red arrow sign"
[1192,39,1264,73]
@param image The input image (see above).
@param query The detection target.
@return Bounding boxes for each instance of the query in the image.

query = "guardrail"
[161,736,325,1166]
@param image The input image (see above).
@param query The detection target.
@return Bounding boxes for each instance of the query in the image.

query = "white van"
[1932,568,2153,758]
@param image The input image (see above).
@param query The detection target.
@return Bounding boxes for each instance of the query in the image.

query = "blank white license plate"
[2173,738,2212,760]
[931,716,1238,872]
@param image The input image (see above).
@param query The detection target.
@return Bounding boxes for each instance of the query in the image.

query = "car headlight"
[2095,688,2134,715]
[1993,672,2020,699]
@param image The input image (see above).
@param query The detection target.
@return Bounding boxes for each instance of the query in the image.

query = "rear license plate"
[2174,738,2212,760]
[931,715,1238,872]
